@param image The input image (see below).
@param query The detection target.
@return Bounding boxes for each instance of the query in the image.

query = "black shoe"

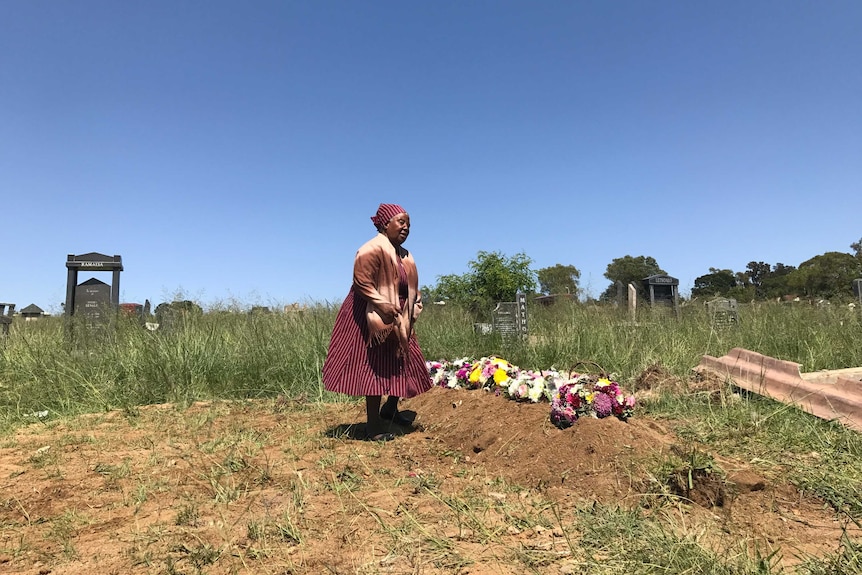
[367,432,396,442]
[380,410,413,426]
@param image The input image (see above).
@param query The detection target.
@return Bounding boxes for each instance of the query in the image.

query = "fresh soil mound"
[404,386,671,500]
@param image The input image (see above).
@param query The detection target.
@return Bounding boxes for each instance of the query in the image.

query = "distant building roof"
[534,294,575,306]
[20,304,45,315]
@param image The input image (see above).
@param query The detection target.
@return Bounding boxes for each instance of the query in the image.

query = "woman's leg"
[380,395,413,426]
[381,395,400,417]
[365,395,393,440]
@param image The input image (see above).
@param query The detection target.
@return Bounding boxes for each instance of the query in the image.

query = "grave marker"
[492,301,518,337]
[65,253,123,323]
[490,291,528,338]
[517,291,528,335]
[706,297,739,328]
[642,274,680,317]
[75,278,112,323]
[0,302,14,336]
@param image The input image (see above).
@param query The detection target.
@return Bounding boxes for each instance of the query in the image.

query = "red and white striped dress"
[323,261,432,398]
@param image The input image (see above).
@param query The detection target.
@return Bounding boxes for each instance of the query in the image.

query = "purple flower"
[593,392,613,418]
[550,405,577,429]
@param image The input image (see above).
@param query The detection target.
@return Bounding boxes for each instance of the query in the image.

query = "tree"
[745,261,772,298]
[600,255,664,301]
[760,263,796,299]
[427,251,537,313]
[786,252,862,299]
[691,268,737,298]
[537,264,581,297]
[852,237,862,260]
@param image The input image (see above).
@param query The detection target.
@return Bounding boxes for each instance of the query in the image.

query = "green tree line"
[422,237,862,312]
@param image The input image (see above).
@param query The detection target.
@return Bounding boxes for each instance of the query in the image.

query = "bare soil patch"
[0,383,856,574]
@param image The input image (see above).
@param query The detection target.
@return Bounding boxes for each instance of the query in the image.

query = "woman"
[322,203,432,441]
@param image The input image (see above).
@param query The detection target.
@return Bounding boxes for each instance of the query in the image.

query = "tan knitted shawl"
[353,232,422,357]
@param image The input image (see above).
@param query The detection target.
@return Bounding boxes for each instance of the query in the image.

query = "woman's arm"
[353,244,400,322]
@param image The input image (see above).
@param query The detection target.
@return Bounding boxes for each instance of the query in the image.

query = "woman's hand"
[376,302,401,324]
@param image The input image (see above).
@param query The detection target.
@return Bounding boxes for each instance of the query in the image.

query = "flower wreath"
[427,357,636,428]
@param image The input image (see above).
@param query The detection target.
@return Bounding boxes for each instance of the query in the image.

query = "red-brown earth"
[0,369,856,574]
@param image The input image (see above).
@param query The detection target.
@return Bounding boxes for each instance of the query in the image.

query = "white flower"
[507,379,521,398]
[527,382,544,402]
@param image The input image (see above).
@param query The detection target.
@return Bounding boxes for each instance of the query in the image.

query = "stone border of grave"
[695,347,862,433]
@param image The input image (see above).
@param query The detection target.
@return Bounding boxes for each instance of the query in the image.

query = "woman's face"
[383,212,410,245]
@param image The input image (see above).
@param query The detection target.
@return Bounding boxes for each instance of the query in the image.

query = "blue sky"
[2,1,860,313]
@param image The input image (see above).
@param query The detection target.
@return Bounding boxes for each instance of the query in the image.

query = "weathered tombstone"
[854,279,862,305]
[155,300,203,332]
[706,297,739,328]
[65,253,123,323]
[0,302,14,336]
[492,301,518,337]
[615,280,625,308]
[490,292,528,338]
[628,283,637,322]
[75,278,112,323]
[642,274,679,317]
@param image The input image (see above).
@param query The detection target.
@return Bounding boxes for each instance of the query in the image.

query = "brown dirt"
[0,382,856,574]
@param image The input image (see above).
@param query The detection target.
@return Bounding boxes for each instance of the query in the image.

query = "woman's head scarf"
[371,203,407,229]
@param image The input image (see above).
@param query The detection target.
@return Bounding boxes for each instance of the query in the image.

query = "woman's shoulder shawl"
[356,232,395,257]
[353,234,415,356]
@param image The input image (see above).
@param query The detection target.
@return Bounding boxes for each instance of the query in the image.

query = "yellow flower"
[491,357,510,368]
[469,367,481,383]
[596,378,611,387]
[493,368,509,385]
[585,392,595,403]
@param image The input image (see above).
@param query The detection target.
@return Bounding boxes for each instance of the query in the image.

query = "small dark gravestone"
[155,300,203,332]
[854,279,862,305]
[0,302,14,336]
[490,291,528,339]
[615,280,625,307]
[706,297,739,328]
[492,302,518,337]
[75,278,112,323]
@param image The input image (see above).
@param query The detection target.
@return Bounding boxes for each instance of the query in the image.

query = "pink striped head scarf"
[371,203,407,229]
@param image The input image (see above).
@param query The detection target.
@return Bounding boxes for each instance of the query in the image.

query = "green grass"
[3,300,860,425]
[2,299,861,432]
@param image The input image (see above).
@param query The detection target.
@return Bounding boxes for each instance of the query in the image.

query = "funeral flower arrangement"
[550,374,637,429]
[427,357,636,427]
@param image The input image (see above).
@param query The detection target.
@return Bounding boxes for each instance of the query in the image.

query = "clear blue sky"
[3,1,860,313]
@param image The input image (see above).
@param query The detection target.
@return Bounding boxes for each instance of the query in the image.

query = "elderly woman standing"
[322,203,432,441]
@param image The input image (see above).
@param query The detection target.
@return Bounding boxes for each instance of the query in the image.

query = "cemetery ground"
[2,367,862,575]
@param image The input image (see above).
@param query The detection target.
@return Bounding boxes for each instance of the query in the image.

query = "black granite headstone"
[75,278,112,323]
[65,253,123,319]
